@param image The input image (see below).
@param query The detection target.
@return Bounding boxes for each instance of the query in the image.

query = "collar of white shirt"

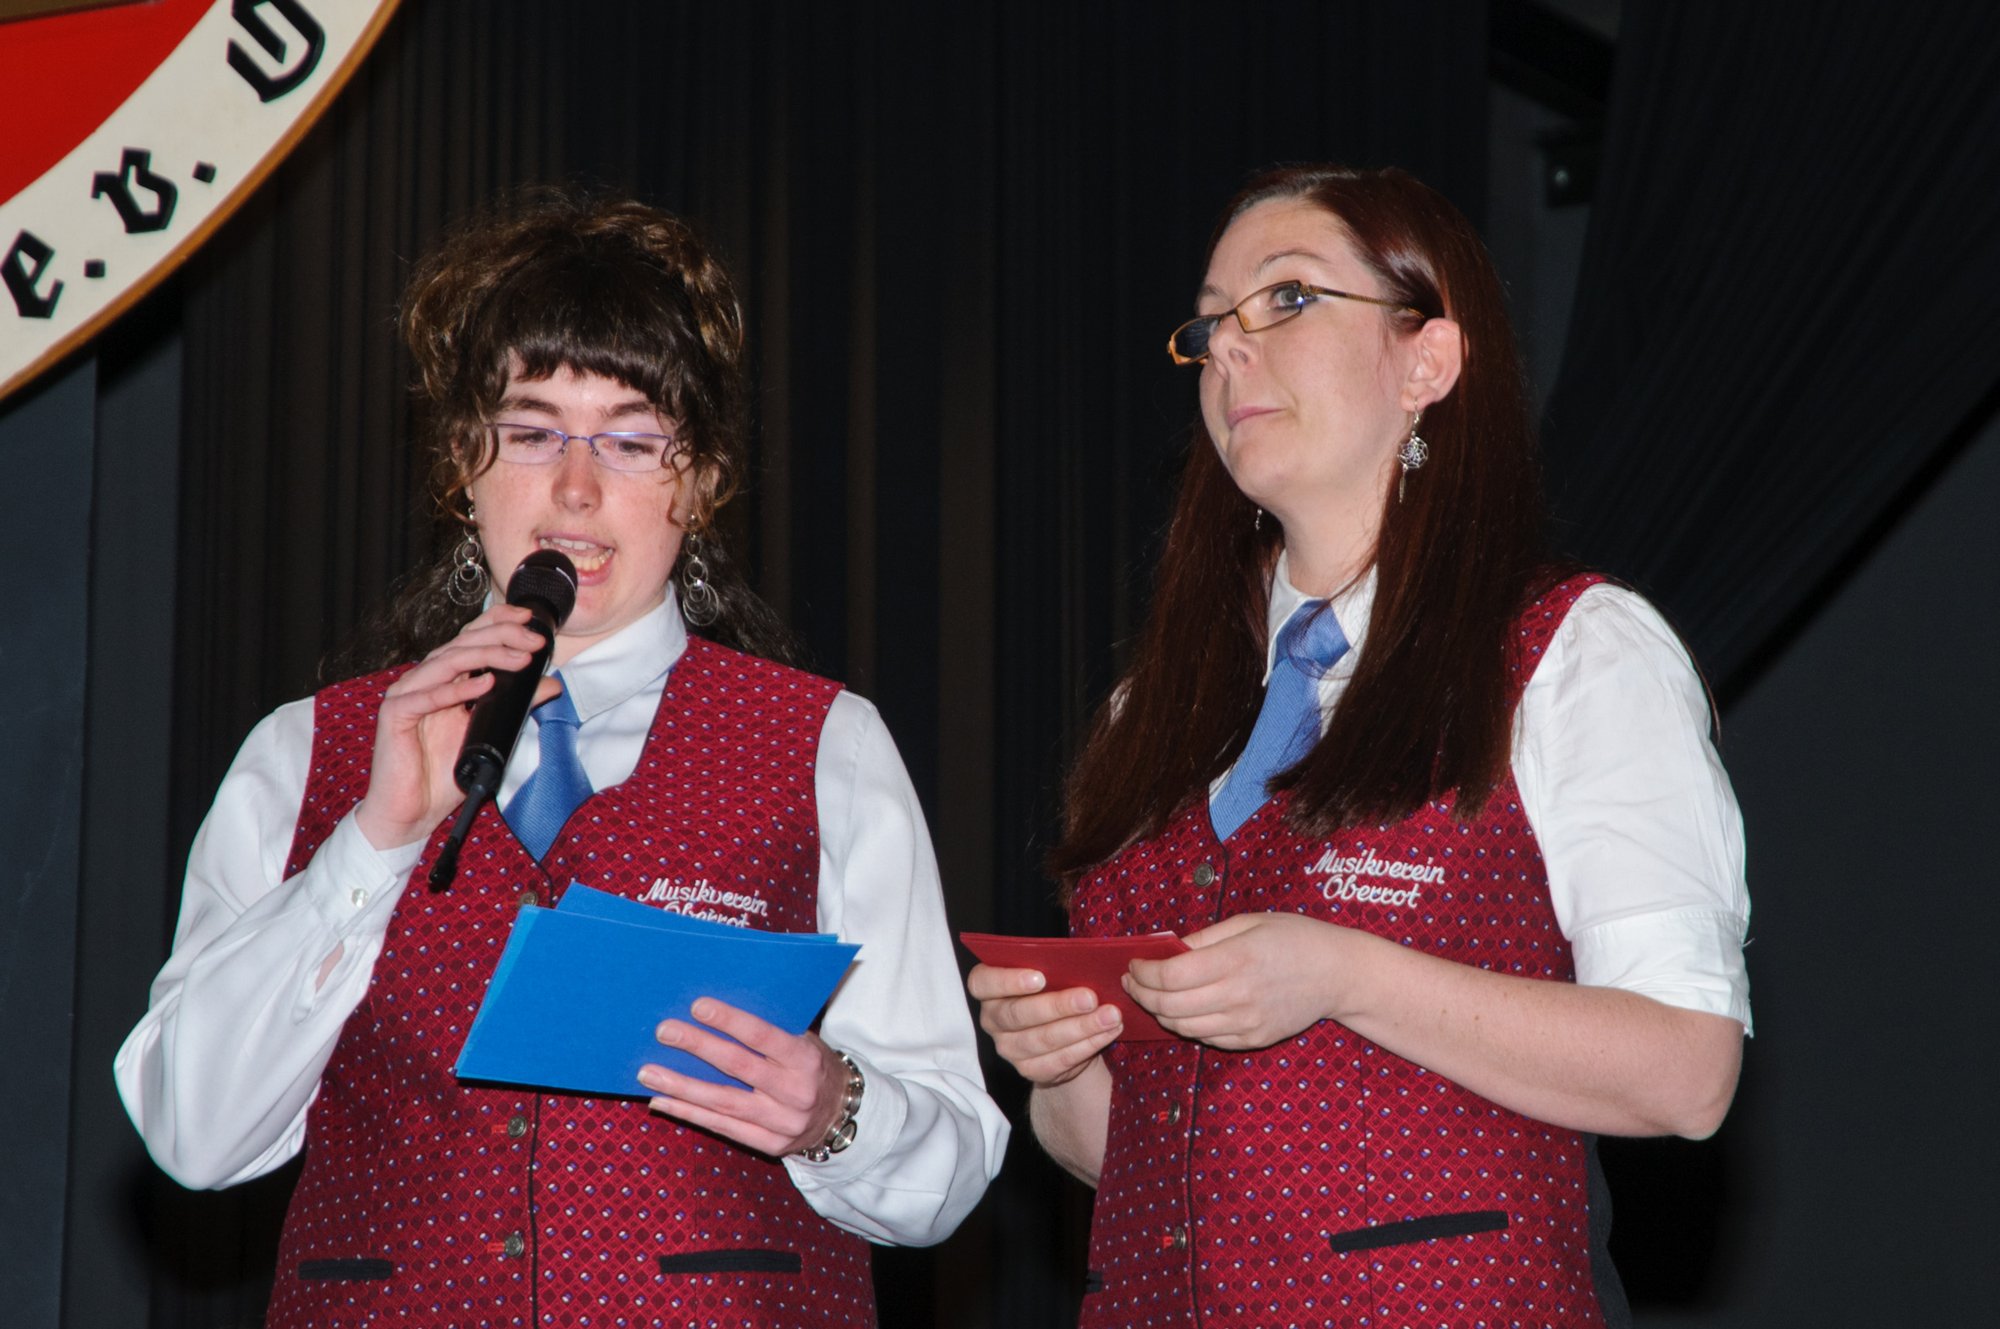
[553,588,687,725]
[1263,551,1376,685]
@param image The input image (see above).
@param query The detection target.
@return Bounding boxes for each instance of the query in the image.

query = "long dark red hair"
[1049,164,1557,887]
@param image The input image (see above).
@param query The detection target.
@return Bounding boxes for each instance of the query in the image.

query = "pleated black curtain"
[152,3,1492,1326]
[1528,2,2000,1311]
[1540,0,2000,703]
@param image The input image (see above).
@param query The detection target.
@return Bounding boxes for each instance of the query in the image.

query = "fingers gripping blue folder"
[454,884,859,1098]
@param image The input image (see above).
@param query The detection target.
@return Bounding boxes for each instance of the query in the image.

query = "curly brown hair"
[332,187,796,676]
[403,188,749,530]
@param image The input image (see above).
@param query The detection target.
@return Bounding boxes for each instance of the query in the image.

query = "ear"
[1402,317,1464,412]
[673,454,718,530]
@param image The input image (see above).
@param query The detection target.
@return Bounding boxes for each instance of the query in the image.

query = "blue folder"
[454,884,858,1098]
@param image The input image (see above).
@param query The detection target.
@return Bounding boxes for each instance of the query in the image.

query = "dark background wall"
[3,1,1995,1326]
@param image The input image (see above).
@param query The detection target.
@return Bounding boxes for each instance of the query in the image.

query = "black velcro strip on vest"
[298,1258,395,1281]
[1327,1209,1509,1253]
[658,1249,804,1276]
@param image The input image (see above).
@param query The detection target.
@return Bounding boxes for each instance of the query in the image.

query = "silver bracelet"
[800,1050,864,1163]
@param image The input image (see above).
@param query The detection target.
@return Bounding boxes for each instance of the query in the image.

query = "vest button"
[518,889,541,909]
[502,1231,526,1258]
[1192,863,1216,887]
[1160,1224,1188,1251]
[506,1114,529,1139]
[1167,1101,1183,1127]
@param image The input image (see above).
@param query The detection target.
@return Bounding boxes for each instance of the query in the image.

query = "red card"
[960,931,1190,1041]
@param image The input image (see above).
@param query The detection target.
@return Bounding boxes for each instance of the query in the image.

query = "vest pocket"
[297,1257,395,1281]
[658,1249,803,1276]
[1327,1209,1508,1254]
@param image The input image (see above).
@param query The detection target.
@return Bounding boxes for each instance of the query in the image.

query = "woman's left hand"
[1128,911,1744,1137]
[1124,912,1352,1050]
[639,998,852,1157]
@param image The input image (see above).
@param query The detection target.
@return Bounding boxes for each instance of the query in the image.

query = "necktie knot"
[535,684,581,733]
[1276,600,1347,674]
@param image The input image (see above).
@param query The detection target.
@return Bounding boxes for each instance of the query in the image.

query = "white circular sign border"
[0,0,403,402]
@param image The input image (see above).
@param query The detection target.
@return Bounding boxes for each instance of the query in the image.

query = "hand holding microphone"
[425,550,578,890]
[450,551,578,798]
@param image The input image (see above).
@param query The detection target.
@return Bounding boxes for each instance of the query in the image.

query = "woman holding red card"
[969,165,1750,1328]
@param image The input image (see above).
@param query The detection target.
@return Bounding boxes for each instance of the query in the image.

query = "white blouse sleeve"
[1513,584,1753,1033]
[782,691,1010,1245]
[112,699,423,1188]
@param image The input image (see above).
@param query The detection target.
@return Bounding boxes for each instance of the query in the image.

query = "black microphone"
[427,550,578,891]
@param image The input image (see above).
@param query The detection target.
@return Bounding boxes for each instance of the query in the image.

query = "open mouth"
[537,535,612,574]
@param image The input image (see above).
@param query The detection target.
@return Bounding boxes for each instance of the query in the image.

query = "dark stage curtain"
[1533,0,2000,1310]
[1540,0,2000,704]
[99,0,2000,1325]
[149,3,1491,1327]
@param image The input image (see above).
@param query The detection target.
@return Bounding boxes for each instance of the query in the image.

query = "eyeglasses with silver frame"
[486,422,681,473]
[1167,279,1423,365]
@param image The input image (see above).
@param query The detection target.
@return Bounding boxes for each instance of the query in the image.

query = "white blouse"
[114,592,1008,1245]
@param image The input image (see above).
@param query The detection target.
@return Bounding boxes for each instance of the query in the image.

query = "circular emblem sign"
[0,0,402,402]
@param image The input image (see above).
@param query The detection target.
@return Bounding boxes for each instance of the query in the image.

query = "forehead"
[499,361,659,419]
[1202,197,1358,293]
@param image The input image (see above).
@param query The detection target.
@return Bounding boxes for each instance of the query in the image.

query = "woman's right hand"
[352,604,558,850]
[967,964,1124,1087]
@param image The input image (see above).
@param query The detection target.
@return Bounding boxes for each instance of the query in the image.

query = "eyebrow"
[1196,248,1340,305]
[499,392,659,421]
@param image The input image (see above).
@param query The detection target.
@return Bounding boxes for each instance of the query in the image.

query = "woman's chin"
[1228,469,1305,518]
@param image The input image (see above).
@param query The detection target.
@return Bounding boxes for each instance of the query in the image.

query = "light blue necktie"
[1209,600,1350,841]
[503,676,593,861]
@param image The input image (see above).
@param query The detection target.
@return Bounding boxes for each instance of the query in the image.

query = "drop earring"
[1397,409,1429,503]
[447,505,488,606]
[680,530,720,627]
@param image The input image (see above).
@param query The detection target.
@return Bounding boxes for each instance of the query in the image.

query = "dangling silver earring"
[680,530,720,627]
[1254,508,1264,532]
[446,505,489,606]
[1397,408,1429,503]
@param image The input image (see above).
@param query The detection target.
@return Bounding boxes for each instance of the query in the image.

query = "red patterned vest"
[264,637,876,1329]
[1071,575,1609,1329]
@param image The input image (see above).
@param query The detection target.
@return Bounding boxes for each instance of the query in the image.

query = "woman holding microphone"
[119,190,1004,1328]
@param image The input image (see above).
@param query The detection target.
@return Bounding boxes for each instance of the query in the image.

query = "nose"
[550,435,602,507]
[1203,310,1255,370]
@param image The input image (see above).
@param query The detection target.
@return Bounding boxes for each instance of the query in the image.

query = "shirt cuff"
[299,813,419,942]
[1570,907,1753,1035]
[780,1047,910,1193]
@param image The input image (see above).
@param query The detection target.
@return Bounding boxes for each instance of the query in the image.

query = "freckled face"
[1196,198,1420,537]
[469,365,695,663]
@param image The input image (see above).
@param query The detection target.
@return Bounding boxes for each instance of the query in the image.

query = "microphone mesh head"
[507,549,579,627]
